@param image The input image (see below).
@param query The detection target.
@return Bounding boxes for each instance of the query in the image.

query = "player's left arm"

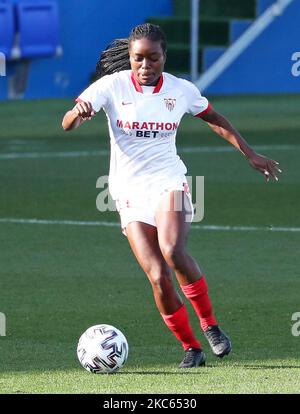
[200,108,282,182]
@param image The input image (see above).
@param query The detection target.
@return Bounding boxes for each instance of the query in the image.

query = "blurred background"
[0,0,300,99]
[0,0,300,394]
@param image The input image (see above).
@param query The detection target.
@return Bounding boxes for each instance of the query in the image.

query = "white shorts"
[115,178,194,236]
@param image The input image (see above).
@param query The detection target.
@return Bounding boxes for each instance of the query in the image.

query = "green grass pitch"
[0,95,299,394]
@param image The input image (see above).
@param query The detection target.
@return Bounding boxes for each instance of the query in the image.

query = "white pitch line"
[0,217,299,233]
[0,217,118,227]
[0,150,109,160]
[0,144,299,160]
[179,144,300,153]
[191,224,300,232]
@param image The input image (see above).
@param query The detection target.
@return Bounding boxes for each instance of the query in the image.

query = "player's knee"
[160,243,185,268]
[147,268,172,293]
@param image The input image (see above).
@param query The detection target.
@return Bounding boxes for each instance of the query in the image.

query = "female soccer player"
[62,23,281,368]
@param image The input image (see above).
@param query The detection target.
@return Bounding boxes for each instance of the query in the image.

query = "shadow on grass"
[105,363,300,375]
[241,364,300,370]
[1,362,300,374]
[113,371,209,375]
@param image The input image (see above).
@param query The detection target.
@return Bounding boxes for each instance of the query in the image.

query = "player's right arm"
[62,100,96,131]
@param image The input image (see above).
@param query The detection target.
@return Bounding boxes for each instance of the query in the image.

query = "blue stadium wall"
[0,0,173,100]
[205,0,300,94]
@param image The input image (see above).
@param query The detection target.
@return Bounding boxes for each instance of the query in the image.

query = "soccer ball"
[77,324,129,374]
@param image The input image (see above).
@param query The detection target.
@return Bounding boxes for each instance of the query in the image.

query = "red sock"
[161,304,201,351]
[181,276,217,332]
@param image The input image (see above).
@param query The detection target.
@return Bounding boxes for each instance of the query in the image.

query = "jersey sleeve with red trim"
[180,79,210,117]
[76,75,111,112]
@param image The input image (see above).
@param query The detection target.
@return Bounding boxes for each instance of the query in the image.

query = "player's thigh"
[155,191,192,252]
[126,221,169,277]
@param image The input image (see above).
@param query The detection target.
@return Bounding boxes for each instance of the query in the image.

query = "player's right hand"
[73,101,96,120]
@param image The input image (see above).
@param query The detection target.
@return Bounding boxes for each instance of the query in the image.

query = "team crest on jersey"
[164,98,176,111]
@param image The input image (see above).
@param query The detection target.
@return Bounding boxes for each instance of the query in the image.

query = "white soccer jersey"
[77,70,211,200]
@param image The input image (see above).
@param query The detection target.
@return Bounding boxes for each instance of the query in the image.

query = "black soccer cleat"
[204,325,232,358]
[179,348,206,368]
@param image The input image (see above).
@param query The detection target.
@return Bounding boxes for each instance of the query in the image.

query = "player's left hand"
[247,152,282,182]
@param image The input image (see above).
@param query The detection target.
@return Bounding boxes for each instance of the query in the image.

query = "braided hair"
[129,23,167,53]
[95,23,167,79]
